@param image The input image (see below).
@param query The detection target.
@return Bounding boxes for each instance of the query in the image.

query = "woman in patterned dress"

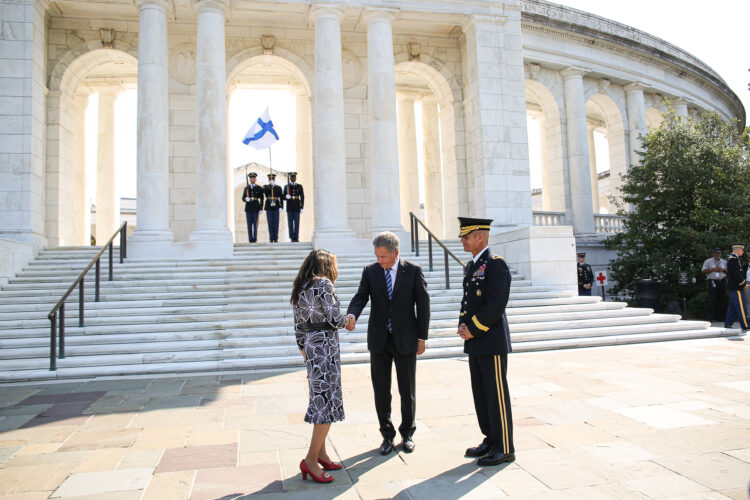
[291,249,354,483]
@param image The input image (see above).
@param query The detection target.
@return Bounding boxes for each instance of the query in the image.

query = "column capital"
[133,0,172,12]
[560,66,589,80]
[624,82,646,94]
[362,6,398,25]
[419,93,439,105]
[309,3,345,23]
[192,0,228,16]
[92,81,126,96]
[396,88,423,102]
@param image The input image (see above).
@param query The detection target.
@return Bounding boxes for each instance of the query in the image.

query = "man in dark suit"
[283,172,304,242]
[347,231,430,455]
[242,172,263,243]
[457,217,515,466]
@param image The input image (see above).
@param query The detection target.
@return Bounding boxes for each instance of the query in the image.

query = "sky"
[87,1,748,204]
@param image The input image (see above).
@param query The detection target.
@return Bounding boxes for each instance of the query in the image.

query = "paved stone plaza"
[1,337,749,499]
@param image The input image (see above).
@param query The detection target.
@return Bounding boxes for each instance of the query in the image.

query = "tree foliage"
[604,110,750,314]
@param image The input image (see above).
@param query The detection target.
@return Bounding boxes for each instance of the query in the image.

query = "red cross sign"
[596,271,608,286]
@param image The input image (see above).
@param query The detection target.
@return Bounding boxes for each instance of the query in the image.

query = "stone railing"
[595,214,625,233]
[533,211,566,226]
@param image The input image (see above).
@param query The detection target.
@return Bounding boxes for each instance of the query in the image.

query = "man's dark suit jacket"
[347,259,430,355]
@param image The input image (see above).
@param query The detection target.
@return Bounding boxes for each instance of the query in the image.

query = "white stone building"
[0,0,744,289]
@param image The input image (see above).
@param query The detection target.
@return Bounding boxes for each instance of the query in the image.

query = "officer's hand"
[417,339,426,355]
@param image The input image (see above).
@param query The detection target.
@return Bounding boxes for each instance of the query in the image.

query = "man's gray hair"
[373,231,400,253]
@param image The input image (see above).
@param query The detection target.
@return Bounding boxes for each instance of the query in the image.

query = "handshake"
[344,314,357,331]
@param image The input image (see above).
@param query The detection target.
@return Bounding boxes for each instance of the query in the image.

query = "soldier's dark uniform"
[577,252,594,296]
[458,217,514,465]
[724,244,749,331]
[242,173,264,243]
[263,173,283,242]
[283,172,304,242]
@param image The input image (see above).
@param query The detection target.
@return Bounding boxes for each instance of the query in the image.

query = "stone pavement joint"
[0,337,748,499]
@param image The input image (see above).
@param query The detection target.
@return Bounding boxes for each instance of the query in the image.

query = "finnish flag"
[242,108,279,149]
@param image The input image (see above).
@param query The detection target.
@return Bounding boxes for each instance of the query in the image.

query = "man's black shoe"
[465,442,491,458]
[402,438,415,453]
[477,450,515,466]
[379,439,394,455]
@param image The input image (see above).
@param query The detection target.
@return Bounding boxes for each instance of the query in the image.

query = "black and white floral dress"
[293,277,348,424]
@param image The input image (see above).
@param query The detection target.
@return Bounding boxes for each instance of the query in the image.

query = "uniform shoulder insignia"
[492,256,505,260]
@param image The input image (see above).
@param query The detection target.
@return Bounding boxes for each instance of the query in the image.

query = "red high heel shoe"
[317,457,343,470]
[299,459,334,483]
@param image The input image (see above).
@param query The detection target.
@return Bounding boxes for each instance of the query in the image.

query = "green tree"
[605,109,750,315]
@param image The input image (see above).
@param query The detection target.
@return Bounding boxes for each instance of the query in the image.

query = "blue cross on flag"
[242,108,279,150]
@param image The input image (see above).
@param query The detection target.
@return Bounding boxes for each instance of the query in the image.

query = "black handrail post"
[428,234,433,272]
[409,213,414,253]
[79,279,84,327]
[445,249,450,289]
[121,221,127,262]
[58,302,65,359]
[415,223,420,257]
[49,314,57,371]
[108,241,114,281]
[95,258,101,302]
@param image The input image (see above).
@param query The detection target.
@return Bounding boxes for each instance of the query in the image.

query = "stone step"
[0,314,699,359]
[0,324,731,378]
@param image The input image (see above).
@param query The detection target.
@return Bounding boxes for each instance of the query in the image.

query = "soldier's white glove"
[244,197,250,202]
[279,208,283,213]
[300,209,303,214]
[286,194,291,199]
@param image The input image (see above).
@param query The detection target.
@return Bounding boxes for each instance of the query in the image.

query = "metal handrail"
[47,221,127,371]
[409,212,465,290]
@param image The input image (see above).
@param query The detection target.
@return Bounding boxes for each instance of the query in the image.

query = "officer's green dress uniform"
[459,217,514,462]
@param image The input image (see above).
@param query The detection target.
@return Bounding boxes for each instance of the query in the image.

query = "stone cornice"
[519,0,744,125]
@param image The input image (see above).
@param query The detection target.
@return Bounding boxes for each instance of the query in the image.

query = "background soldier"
[577,252,594,296]
[724,244,749,332]
[457,217,515,467]
[283,172,304,242]
[702,247,727,322]
[242,172,264,243]
[263,173,283,242]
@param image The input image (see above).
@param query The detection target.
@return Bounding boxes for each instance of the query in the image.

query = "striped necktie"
[385,267,392,331]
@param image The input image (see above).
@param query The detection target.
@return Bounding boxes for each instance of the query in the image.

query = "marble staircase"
[0,242,731,381]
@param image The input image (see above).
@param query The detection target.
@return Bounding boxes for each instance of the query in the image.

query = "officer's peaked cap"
[458,217,492,238]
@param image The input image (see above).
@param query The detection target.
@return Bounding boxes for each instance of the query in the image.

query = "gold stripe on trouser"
[493,355,509,454]
[738,291,748,328]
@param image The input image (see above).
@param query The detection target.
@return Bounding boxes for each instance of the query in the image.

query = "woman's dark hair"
[290,249,339,305]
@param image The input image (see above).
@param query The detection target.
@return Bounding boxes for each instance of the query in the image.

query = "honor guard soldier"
[724,244,749,332]
[283,172,304,242]
[242,172,264,243]
[457,217,515,466]
[577,252,594,296]
[263,173,283,242]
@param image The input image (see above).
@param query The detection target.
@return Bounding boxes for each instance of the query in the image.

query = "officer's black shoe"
[402,438,415,453]
[379,439,394,455]
[477,450,515,466]
[465,442,492,458]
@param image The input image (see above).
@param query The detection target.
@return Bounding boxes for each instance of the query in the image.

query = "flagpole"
[269,144,274,176]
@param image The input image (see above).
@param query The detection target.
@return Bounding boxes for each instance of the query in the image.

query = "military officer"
[724,243,749,332]
[283,172,304,242]
[242,172,264,243]
[263,173,283,242]
[457,217,515,466]
[577,252,594,296]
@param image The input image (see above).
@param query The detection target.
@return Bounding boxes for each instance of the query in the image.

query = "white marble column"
[96,85,122,244]
[587,123,600,214]
[295,89,314,242]
[396,91,420,230]
[364,8,406,236]
[309,5,356,250]
[672,98,689,117]
[130,0,173,249]
[461,14,532,228]
[421,95,444,237]
[625,82,647,170]
[73,91,91,246]
[561,67,595,235]
[189,0,233,249]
